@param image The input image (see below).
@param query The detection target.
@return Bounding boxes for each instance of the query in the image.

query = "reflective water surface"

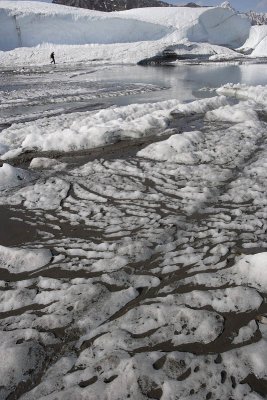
[1,62,267,126]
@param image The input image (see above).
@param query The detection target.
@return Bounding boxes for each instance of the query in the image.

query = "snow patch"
[29,157,67,170]
[137,131,202,163]
[217,83,267,106]
[0,163,34,189]
[0,245,52,273]
[0,96,229,158]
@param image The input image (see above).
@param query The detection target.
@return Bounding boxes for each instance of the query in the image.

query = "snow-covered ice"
[0,163,34,189]
[1,80,267,397]
[0,1,251,65]
[1,1,267,399]
[0,72,267,398]
[0,96,229,158]
[0,245,51,273]
[29,157,67,170]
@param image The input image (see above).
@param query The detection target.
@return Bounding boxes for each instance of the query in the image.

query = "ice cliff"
[0,1,250,51]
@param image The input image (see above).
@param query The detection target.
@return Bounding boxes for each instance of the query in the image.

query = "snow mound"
[232,253,267,291]
[0,163,34,189]
[137,131,202,163]
[0,1,250,53]
[0,332,46,400]
[0,245,52,273]
[0,99,181,156]
[29,157,67,170]
[217,83,267,105]
[184,253,267,294]
[206,102,259,123]
[0,96,229,157]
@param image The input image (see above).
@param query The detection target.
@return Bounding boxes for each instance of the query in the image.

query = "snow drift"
[0,1,250,52]
[0,96,229,158]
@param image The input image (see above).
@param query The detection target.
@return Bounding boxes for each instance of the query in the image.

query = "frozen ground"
[0,62,267,399]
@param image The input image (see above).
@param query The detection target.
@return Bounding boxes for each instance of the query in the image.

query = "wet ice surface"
[0,65,163,127]
[3,62,267,128]
[1,64,267,399]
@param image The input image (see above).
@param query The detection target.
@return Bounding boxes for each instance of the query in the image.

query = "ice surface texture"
[0,82,267,398]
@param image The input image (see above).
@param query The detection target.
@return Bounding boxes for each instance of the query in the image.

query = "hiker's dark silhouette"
[50,52,55,64]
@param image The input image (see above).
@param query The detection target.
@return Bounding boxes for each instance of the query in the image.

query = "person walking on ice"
[50,51,55,64]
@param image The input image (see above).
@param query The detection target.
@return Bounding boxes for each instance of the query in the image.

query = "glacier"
[0,1,252,65]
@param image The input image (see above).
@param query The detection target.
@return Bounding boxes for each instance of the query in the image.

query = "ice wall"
[239,25,267,56]
[197,7,250,48]
[0,10,170,50]
[0,1,251,51]
[0,9,21,51]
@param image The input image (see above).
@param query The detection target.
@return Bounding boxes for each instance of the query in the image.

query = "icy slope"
[239,25,267,57]
[0,1,250,52]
